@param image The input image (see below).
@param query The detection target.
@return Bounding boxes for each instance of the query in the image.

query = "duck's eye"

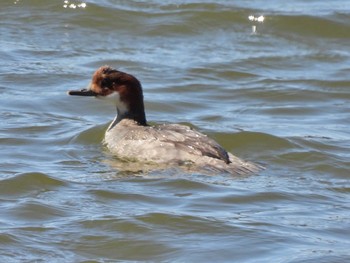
[101,78,113,89]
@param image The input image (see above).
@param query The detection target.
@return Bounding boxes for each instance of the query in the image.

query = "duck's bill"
[67,89,97,96]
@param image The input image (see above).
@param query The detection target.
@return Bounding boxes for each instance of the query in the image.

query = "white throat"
[101,92,129,131]
[97,92,127,114]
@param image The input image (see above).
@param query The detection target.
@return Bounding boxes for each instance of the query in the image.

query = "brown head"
[68,66,147,126]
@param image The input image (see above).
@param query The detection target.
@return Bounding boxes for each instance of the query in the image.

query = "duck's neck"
[107,103,147,131]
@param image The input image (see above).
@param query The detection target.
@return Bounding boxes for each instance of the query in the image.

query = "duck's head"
[68,66,147,126]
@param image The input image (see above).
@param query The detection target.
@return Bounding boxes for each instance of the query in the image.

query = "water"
[1,0,349,262]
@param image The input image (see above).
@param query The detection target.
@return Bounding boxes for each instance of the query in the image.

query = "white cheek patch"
[97,91,128,116]
[105,91,120,102]
[97,91,120,102]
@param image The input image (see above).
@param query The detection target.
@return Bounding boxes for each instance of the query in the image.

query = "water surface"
[0,0,349,262]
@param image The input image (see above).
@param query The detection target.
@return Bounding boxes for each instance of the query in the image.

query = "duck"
[68,66,263,175]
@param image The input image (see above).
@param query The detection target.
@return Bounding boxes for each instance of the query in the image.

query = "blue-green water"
[0,1,349,262]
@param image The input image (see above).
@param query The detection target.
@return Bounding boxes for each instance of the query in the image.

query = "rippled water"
[1,0,349,262]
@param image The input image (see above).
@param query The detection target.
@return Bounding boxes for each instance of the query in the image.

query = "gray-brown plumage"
[68,66,264,175]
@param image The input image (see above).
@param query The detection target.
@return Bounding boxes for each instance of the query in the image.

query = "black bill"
[67,89,97,96]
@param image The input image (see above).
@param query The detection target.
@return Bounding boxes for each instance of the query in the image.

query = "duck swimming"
[68,66,263,175]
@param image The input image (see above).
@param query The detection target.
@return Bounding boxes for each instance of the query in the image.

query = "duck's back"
[104,119,262,175]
